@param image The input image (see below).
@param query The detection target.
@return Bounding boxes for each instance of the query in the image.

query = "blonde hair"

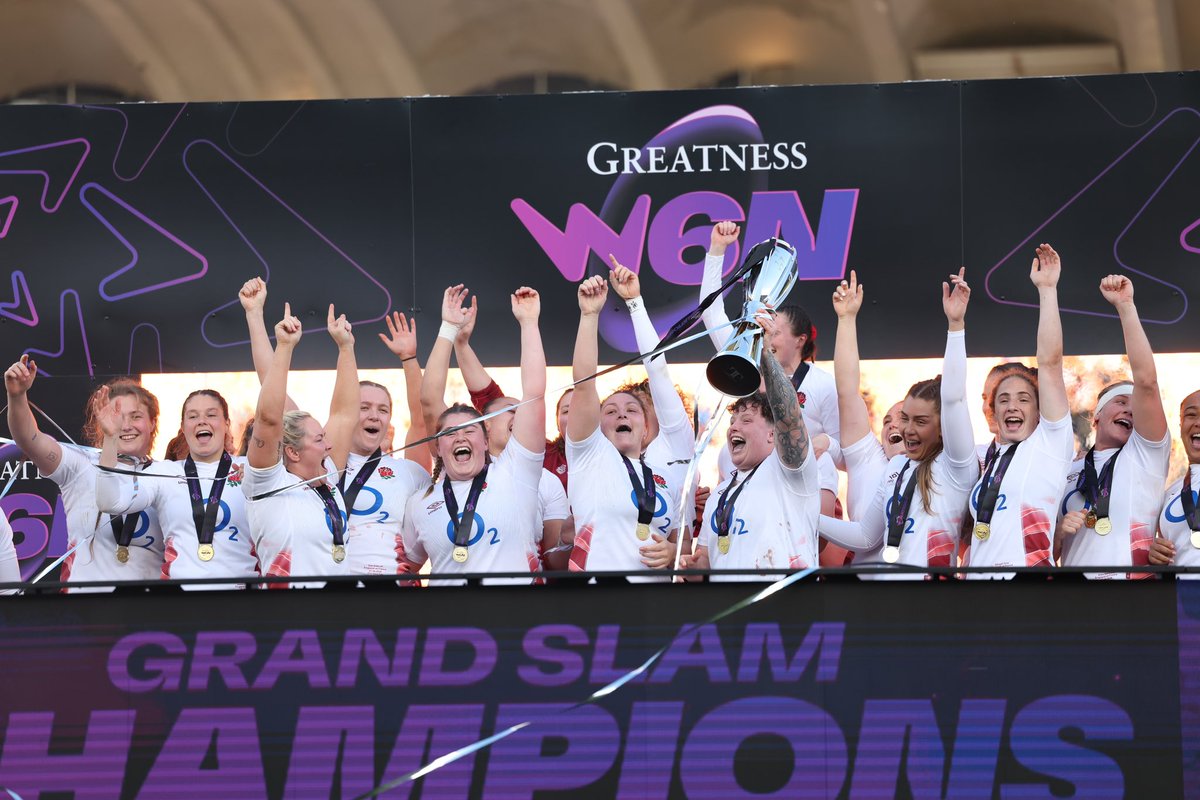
[281,410,315,455]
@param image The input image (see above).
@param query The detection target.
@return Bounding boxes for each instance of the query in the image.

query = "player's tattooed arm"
[761,345,810,469]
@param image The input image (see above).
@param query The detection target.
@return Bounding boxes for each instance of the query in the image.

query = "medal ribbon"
[976,442,1020,527]
[886,460,919,550]
[716,463,760,541]
[183,452,232,546]
[444,460,490,553]
[109,456,150,546]
[790,362,810,392]
[339,448,382,517]
[621,455,657,528]
[1181,468,1200,533]
[311,483,346,548]
[1080,446,1121,519]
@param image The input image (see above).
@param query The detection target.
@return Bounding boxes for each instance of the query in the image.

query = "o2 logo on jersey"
[444,513,501,547]
[1060,487,1084,517]
[884,496,915,536]
[211,500,242,543]
[349,487,390,525]
[708,509,747,538]
[323,506,350,535]
[629,487,672,537]
[129,512,154,550]
[1164,489,1200,523]
[970,484,1008,514]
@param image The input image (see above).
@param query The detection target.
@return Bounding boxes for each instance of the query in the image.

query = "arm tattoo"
[253,437,265,449]
[761,351,810,469]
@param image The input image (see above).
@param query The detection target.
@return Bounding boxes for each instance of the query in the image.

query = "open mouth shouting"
[194,429,213,445]
[452,445,473,464]
[615,423,633,435]
[1113,418,1132,431]
[887,432,903,445]
[729,432,747,456]
[362,423,381,438]
[1002,413,1024,436]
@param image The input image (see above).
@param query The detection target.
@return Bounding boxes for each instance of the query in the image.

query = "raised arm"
[249,305,302,469]
[831,271,871,445]
[451,297,496,396]
[1100,274,1167,442]
[324,305,360,472]
[510,287,547,454]
[700,222,740,350]
[1030,244,1068,422]
[378,311,432,470]
[240,277,298,412]
[4,355,62,475]
[419,285,472,439]
[610,257,689,439]
[567,276,608,443]
[760,326,811,469]
[95,388,154,514]
[940,268,976,466]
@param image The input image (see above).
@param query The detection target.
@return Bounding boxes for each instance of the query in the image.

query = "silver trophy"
[706,238,798,397]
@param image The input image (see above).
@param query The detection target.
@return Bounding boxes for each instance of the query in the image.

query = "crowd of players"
[1,223,1197,589]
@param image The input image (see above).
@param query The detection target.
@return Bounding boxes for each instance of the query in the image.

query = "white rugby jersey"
[1059,431,1170,578]
[699,450,819,581]
[341,451,430,576]
[567,426,682,583]
[1159,464,1200,578]
[96,455,258,589]
[0,511,18,591]
[242,458,349,589]
[49,446,163,591]
[964,414,1074,577]
[402,439,542,585]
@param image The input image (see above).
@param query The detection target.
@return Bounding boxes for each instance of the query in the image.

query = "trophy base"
[707,354,762,397]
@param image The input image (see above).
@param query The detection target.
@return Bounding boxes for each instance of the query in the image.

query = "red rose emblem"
[653,474,667,487]
[378,466,395,480]
[227,462,244,486]
[796,391,807,408]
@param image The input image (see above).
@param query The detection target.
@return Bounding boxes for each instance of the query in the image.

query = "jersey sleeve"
[400,494,428,566]
[538,470,569,521]
[400,459,433,494]
[469,380,505,415]
[45,445,91,492]
[700,252,735,350]
[842,432,888,522]
[698,483,722,551]
[939,329,981,491]
[628,300,692,459]
[0,512,19,590]
[242,458,290,499]
[95,462,160,516]
[498,436,544,492]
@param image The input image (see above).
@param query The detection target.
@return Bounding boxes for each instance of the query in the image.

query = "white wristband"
[625,297,643,313]
[437,321,462,342]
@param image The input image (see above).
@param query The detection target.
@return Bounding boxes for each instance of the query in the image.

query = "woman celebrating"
[6,358,163,590]
[818,269,980,576]
[242,303,360,587]
[567,275,682,581]
[402,285,547,584]
[96,389,258,589]
[965,244,1073,575]
[1150,390,1200,575]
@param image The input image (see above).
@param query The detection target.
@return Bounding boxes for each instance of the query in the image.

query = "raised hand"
[511,286,541,324]
[441,284,473,327]
[832,270,864,318]
[608,255,641,300]
[238,277,267,313]
[456,295,478,343]
[379,311,417,359]
[942,267,971,331]
[577,275,608,316]
[1030,243,1061,290]
[92,385,124,439]
[327,304,354,348]
[4,354,37,396]
[1099,274,1134,309]
[275,302,303,347]
[710,221,740,255]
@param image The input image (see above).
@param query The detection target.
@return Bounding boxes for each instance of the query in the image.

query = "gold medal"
[197,543,215,562]
[717,536,730,554]
[453,545,469,563]
[116,545,129,564]
[882,545,900,564]
[636,522,651,541]
[1084,511,1097,528]
[1191,531,1200,550]
[973,522,990,541]
[332,544,346,563]
[1095,517,1112,535]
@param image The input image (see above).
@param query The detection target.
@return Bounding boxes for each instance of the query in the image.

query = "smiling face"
[881,401,905,458]
[766,324,806,369]
[600,392,647,458]
[899,396,941,461]
[1182,390,1200,464]
[992,375,1040,444]
[727,402,774,470]
[353,384,392,456]
[437,411,489,481]
[1093,391,1134,450]
[114,398,155,459]
[181,394,229,462]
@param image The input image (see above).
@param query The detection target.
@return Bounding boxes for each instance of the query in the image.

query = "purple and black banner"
[0,579,1191,797]
[1,72,1198,380]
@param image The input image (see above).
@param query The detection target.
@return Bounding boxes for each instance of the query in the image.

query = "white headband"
[1095,384,1133,416]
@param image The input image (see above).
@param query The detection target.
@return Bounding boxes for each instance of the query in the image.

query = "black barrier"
[0,573,1191,798]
